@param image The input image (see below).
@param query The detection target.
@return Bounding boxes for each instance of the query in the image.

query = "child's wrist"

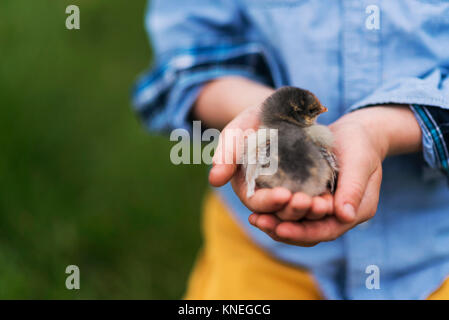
[332,107,390,160]
[345,105,422,159]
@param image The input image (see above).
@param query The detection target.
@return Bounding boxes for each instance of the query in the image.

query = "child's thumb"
[334,159,371,223]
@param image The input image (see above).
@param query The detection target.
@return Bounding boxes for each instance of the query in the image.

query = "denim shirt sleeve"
[348,68,449,177]
[132,0,286,134]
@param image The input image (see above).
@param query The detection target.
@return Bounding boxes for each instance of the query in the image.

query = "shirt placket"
[341,0,382,110]
[341,0,384,299]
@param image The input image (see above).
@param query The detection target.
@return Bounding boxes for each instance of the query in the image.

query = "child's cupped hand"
[209,105,386,247]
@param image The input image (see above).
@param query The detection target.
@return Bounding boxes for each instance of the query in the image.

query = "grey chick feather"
[243,86,338,198]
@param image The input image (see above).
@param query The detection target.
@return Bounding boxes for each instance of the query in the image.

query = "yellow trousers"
[184,193,449,300]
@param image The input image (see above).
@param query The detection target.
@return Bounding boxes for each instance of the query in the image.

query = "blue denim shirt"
[133,0,449,299]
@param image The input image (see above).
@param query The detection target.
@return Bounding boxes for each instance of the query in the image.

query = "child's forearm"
[193,76,274,129]
[380,106,423,156]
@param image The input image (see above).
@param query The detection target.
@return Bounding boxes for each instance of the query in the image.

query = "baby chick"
[244,86,338,198]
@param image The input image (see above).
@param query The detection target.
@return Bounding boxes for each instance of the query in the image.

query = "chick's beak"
[320,106,328,114]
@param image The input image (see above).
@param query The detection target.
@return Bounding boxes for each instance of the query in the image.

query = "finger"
[304,194,333,220]
[212,128,243,166]
[356,167,382,222]
[274,216,352,243]
[275,192,312,221]
[209,163,236,187]
[250,213,311,244]
[333,150,375,223]
[210,108,258,186]
[250,213,280,233]
[210,126,245,186]
[249,213,283,242]
[234,181,291,212]
[273,170,382,245]
[250,213,321,246]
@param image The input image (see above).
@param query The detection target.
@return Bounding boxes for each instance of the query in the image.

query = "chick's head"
[262,86,327,127]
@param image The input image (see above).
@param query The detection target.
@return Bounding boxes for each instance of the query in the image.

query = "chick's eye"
[308,108,318,115]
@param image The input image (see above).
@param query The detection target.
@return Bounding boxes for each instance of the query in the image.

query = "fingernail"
[343,203,356,220]
[248,215,256,225]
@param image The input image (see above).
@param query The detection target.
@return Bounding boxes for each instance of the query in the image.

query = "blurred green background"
[0,0,209,298]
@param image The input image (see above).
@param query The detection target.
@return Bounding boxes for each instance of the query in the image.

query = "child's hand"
[209,104,292,213]
[248,106,422,246]
[248,115,384,246]
[209,104,336,218]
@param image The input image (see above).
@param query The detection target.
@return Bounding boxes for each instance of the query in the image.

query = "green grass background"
[0,0,209,299]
